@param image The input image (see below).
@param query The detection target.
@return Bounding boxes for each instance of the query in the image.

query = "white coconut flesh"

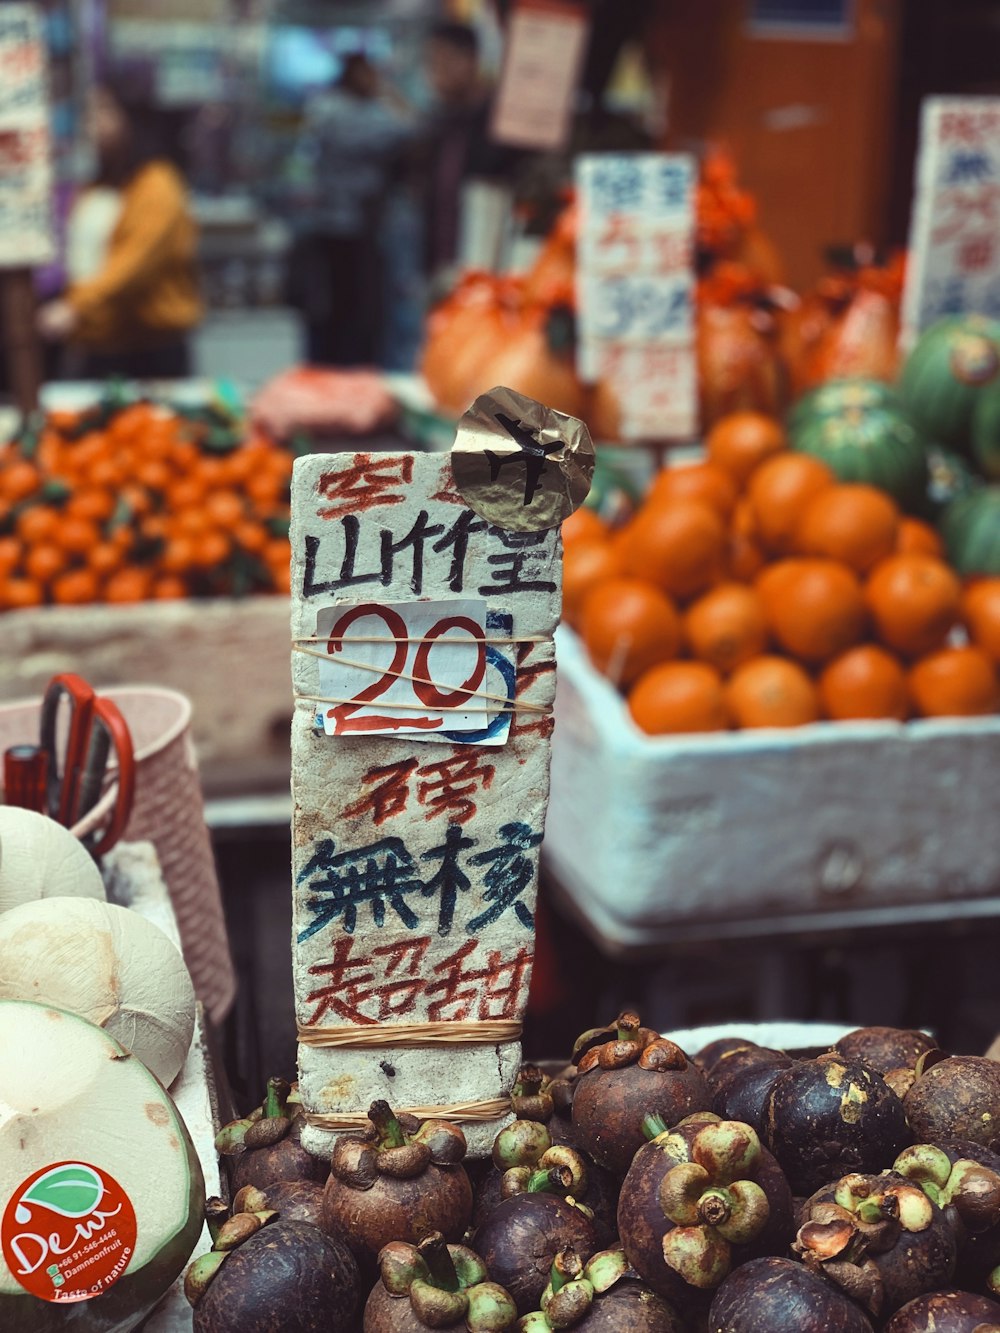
[0,898,195,1089]
[0,1000,204,1327]
[0,809,106,916]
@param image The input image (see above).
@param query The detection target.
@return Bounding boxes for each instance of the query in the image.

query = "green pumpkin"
[899,315,1000,452]
[918,444,984,520]
[787,377,901,436]
[790,403,928,508]
[940,485,1000,576]
[970,377,1000,479]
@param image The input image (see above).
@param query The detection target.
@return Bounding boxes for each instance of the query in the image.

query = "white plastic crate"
[547,626,1000,946]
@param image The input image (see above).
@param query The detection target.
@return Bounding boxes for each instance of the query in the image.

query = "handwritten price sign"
[0,4,53,268]
[902,97,1000,344]
[314,598,515,745]
[577,153,697,442]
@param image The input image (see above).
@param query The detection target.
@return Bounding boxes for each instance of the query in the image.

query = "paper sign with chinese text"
[0,4,54,268]
[490,0,589,152]
[577,153,697,441]
[902,97,1000,346]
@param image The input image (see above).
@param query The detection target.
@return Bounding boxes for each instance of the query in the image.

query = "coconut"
[0,808,106,915]
[0,897,195,1087]
[0,999,204,1332]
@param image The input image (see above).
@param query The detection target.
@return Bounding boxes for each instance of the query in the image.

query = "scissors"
[39,674,136,857]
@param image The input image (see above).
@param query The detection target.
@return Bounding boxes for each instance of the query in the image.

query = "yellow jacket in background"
[68,160,202,350]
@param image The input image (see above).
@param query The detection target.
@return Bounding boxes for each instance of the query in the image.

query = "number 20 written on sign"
[315,600,492,737]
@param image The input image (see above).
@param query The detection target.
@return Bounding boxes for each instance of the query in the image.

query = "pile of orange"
[0,401,292,610]
[564,410,1000,735]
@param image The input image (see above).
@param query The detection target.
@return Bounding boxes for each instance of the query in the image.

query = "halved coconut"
[0,999,204,1332]
[0,898,195,1087]
[0,809,106,915]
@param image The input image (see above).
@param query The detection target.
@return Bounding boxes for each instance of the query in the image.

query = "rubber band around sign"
[291,643,549,715]
[307,1099,513,1129]
[297,1019,523,1048]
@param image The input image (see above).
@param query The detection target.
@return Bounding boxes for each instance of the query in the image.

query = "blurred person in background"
[288,52,415,366]
[37,83,201,379]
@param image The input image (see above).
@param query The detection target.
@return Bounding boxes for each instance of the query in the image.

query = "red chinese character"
[343,759,419,825]
[426,940,533,1021]
[316,454,414,520]
[304,935,432,1025]
[416,753,495,824]
[511,643,556,740]
[959,234,995,271]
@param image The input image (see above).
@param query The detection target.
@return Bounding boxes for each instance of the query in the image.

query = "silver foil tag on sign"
[451,386,595,532]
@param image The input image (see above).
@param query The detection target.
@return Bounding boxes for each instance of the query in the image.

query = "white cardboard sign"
[0,3,54,268]
[490,0,589,153]
[577,153,697,441]
[902,97,1000,346]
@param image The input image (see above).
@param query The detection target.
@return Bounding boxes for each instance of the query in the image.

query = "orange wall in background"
[649,0,901,290]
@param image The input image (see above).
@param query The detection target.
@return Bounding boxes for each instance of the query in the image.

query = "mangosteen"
[883,1288,1000,1332]
[364,1232,517,1333]
[320,1100,472,1269]
[571,1013,711,1178]
[518,1247,683,1333]
[694,1037,755,1075]
[216,1077,328,1193]
[904,1056,1000,1151]
[765,1053,910,1195]
[893,1141,1000,1294]
[473,1118,619,1246]
[187,1217,361,1333]
[511,1064,579,1147]
[473,1167,598,1314]
[708,1044,792,1096]
[707,1256,875,1332]
[617,1112,793,1311]
[834,1026,936,1077]
[710,1050,795,1137]
[793,1169,957,1320]
[233,1179,326,1229]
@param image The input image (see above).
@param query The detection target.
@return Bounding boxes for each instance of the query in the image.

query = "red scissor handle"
[88,698,135,858]
[39,673,97,826]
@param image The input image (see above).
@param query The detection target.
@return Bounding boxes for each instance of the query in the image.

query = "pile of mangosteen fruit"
[188,1017,1000,1332]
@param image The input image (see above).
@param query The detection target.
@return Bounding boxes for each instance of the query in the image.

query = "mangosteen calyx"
[894,1144,1000,1233]
[378,1232,518,1331]
[512,1065,557,1122]
[183,1199,279,1306]
[494,1123,590,1200]
[331,1100,468,1191]
[519,1247,632,1331]
[214,1075,294,1157]
[794,1174,941,1317]
[575,1012,688,1076]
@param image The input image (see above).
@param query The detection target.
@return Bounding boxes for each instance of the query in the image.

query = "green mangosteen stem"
[264,1077,290,1120]
[643,1113,669,1140]
[516,1065,545,1097]
[699,1190,732,1227]
[616,1012,641,1043]
[549,1248,583,1295]
[205,1198,229,1245]
[369,1099,407,1149]
[417,1233,460,1292]
[528,1166,573,1194]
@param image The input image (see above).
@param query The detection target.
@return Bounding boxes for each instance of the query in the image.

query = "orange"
[104,568,152,603]
[0,458,39,503]
[193,531,232,569]
[819,645,909,721]
[23,543,63,585]
[909,645,999,717]
[580,576,681,687]
[562,507,608,546]
[205,490,245,528]
[51,569,99,605]
[726,655,821,728]
[795,483,899,574]
[706,411,787,487]
[728,498,766,582]
[66,489,116,523]
[747,452,836,555]
[151,575,188,600]
[647,461,738,519]
[683,583,768,674]
[88,542,123,578]
[622,499,727,601]
[563,539,624,628]
[628,661,730,735]
[56,517,100,558]
[963,578,1000,665]
[161,536,197,576]
[0,576,43,609]
[233,519,268,555]
[896,516,944,560]
[16,504,59,545]
[0,535,20,575]
[866,554,962,659]
[763,558,867,663]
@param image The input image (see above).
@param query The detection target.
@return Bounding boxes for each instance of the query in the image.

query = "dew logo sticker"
[2,1162,137,1302]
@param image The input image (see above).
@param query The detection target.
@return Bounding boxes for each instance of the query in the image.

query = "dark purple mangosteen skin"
[571,1280,685,1333]
[904,1057,1000,1150]
[473,1192,597,1315]
[694,1038,758,1075]
[883,1288,1000,1332]
[712,1057,794,1136]
[259,1179,326,1229]
[230,1117,329,1193]
[707,1257,875,1333]
[707,1046,791,1098]
[933,1140,1000,1288]
[803,1171,957,1316]
[471,1158,620,1249]
[617,1124,794,1308]
[765,1055,910,1195]
[572,1058,712,1179]
[192,1220,360,1333]
[834,1027,935,1075]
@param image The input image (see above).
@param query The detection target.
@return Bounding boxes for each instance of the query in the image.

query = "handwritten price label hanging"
[314,598,516,745]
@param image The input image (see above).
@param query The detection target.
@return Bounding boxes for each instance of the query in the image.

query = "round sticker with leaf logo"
[2,1161,137,1302]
